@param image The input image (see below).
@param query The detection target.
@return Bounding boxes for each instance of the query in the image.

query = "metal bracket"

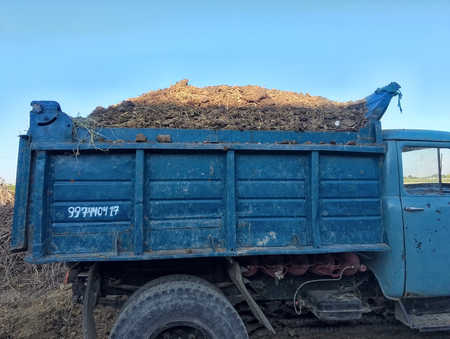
[226,257,275,334]
[208,234,216,252]
[291,233,302,249]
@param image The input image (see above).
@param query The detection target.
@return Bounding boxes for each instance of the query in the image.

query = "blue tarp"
[365,82,402,120]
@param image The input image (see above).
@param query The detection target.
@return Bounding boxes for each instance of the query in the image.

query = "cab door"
[400,142,450,297]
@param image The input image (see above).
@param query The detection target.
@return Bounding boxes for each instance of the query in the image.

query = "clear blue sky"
[1,1,449,183]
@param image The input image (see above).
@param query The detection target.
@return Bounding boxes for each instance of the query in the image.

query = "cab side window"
[402,147,450,195]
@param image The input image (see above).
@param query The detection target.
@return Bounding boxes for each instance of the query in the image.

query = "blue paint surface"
[13,101,391,264]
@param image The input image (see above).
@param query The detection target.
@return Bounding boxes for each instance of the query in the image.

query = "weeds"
[0,178,65,296]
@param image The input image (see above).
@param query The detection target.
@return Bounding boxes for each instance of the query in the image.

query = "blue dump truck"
[11,83,450,338]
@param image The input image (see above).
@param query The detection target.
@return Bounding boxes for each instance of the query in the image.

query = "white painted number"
[67,205,120,218]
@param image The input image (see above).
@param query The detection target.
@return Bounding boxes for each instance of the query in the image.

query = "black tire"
[82,263,100,339]
[109,279,248,339]
[118,274,221,317]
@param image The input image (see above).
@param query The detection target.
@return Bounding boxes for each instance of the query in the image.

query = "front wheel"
[109,279,248,339]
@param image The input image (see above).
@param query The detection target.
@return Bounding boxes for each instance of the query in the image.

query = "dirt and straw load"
[88,80,368,132]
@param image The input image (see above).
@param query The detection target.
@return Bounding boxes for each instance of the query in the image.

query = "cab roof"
[382,129,450,142]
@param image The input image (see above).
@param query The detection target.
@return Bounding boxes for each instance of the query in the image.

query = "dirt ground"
[0,287,448,339]
[0,287,116,339]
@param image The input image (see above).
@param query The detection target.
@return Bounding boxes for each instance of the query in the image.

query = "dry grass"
[0,178,65,296]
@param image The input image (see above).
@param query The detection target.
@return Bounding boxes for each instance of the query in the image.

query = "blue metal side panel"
[47,152,135,255]
[144,151,225,252]
[363,141,405,299]
[235,153,309,248]
[74,127,361,146]
[309,152,321,248]
[23,143,389,263]
[225,150,237,252]
[11,135,31,251]
[31,152,48,259]
[319,154,384,246]
[134,150,145,255]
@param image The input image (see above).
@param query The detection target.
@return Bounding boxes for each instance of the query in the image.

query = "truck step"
[408,313,450,332]
[396,301,450,331]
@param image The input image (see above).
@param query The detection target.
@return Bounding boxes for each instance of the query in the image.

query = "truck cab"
[367,129,450,330]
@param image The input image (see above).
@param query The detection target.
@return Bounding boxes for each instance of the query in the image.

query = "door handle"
[404,207,425,212]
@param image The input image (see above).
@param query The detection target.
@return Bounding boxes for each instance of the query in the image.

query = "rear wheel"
[109,279,248,339]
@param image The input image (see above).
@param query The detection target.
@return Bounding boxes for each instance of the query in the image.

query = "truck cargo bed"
[12,103,389,263]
